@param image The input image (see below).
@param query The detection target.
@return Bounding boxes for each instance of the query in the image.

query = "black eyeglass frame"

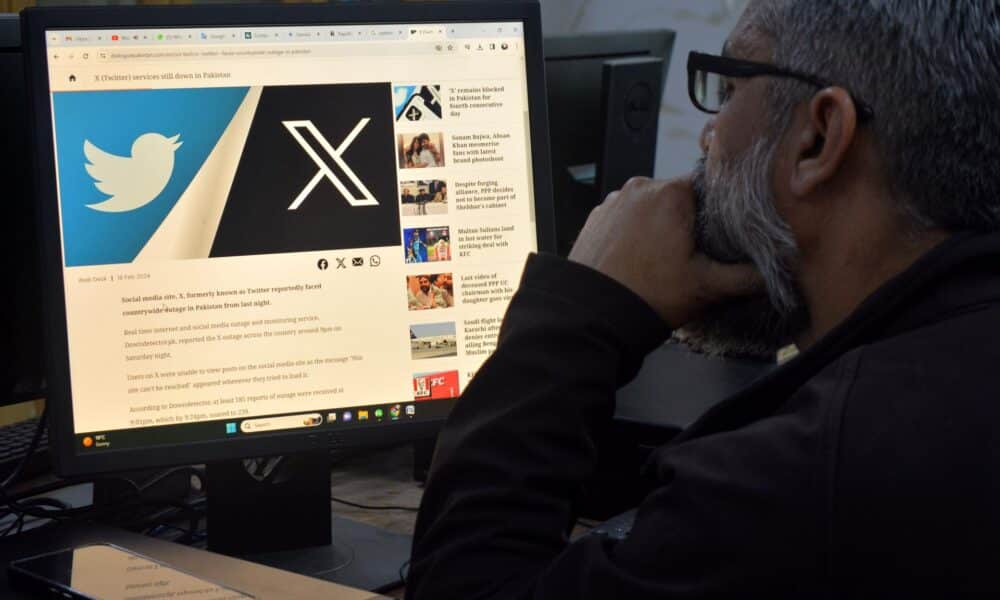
[687,51,875,122]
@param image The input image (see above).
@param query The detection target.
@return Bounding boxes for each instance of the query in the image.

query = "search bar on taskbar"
[240,413,323,434]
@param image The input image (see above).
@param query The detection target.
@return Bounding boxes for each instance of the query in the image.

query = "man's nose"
[700,118,716,154]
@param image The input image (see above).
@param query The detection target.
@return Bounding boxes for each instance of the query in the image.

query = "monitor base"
[243,515,412,593]
[207,453,333,555]
[206,452,412,592]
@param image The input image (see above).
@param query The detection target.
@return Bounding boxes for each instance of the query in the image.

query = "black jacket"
[408,234,1000,598]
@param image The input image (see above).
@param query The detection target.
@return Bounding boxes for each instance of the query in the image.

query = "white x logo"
[283,119,379,210]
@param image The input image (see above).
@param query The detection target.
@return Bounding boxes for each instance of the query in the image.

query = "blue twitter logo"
[53,87,249,266]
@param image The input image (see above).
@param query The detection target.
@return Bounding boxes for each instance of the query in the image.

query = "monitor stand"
[205,452,412,593]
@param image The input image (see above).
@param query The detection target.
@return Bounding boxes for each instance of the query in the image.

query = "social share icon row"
[316,255,382,271]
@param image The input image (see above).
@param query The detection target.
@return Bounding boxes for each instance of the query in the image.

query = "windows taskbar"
[73,398,457,454]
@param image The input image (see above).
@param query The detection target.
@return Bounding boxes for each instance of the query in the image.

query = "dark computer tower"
[1,13,45,405]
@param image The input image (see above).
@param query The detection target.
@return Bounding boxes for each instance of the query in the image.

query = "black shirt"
[408,233,1000,598]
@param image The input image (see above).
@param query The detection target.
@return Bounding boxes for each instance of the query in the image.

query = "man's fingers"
[700,259,765,299]
[652,178,696,228]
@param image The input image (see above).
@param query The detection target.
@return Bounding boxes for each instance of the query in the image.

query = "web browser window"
[44,22,536,452]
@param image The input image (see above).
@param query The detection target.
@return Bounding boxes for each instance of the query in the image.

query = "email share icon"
[352,257,364,267]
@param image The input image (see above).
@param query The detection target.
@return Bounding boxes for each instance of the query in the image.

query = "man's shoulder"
[851,302,1000,384]
[803,305,1000,446]
[826,306,1000,574]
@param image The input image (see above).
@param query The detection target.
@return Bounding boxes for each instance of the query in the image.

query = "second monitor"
[545,29,675,255]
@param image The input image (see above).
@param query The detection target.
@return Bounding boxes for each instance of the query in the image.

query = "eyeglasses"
[687,51,875,122]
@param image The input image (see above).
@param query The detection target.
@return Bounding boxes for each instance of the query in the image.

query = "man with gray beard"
[681,139,808,358]
[409,1,1000,597]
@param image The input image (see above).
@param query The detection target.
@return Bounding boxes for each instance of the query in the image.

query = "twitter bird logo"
[83,133,183,213]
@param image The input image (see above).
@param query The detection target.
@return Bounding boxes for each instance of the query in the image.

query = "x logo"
[283,119,379,210]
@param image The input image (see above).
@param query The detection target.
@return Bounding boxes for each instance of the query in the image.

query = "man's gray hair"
[755,1,1000,232]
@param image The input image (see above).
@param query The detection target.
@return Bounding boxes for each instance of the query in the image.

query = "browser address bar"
[105,47,313,61]
[98,42,447,63]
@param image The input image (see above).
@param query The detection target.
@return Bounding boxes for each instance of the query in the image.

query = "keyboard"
[0,417,50,482]
[586,508,637,541]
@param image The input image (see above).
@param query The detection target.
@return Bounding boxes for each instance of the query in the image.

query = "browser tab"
[409,24,447,41]
[333,28,358,41]
[372,26,405,41]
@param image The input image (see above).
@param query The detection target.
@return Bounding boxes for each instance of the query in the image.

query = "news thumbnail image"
[413,370,460,401]
[400,180,447,217]
[406,273,454,311]
[398,133,445,169]
[394,85,442,122]
[410,322,458,361]
[404,226,451,263]
[52,83,401,267]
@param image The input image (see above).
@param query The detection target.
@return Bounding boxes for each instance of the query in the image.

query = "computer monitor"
[1,13,46,407]
[21,0,553,588]
[545,29,675,255]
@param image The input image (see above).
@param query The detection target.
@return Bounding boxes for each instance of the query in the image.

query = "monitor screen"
[40,19,539,459]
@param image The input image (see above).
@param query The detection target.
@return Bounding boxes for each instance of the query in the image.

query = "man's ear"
[788,87,858,198]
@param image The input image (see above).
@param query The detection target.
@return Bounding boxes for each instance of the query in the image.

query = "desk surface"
[0,521,385,600]
[0,399,43,428]
[1,445,422,598]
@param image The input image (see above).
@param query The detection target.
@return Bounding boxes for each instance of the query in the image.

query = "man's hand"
[569,176,763,328]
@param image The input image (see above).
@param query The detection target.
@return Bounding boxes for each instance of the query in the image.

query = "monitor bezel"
[21,0,554,477]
